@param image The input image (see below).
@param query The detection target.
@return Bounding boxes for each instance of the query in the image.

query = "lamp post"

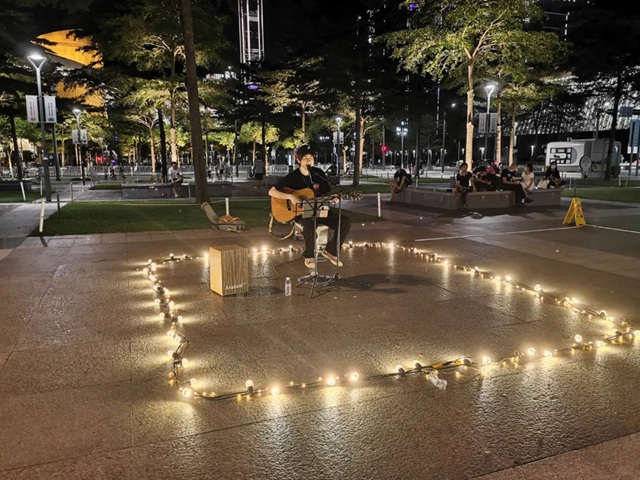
[441,103,456,173]
[484,83,496,162]
[335,116,343,173]
[26,54,52,201]
[73,108,86,185]
[396,120,408,168]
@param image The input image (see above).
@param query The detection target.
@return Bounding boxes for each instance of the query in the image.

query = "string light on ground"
[138,244,638,403]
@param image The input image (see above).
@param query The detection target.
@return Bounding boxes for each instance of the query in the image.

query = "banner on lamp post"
[478,113,487,134]
[43,96,57,123]
[72,129,79,145]
[80,129,88,145]
[26,95,39,123]
[488,113,498,133]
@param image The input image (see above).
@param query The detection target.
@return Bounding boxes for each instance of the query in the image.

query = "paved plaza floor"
[1,191,640,479]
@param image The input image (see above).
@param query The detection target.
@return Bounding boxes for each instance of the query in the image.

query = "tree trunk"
[252,141,256,164]
[261,120,267,170]
[465,61,475,169]
[605,69,623,180]
[9,113,22,180]
[179,0,209,204]
[158,109,169,182]
[301,105,306,144]
[353,103,363,187]
[149,125,156,179]
[508,105,516,166]
[496,101,503,165]
[61,138,65,166]
[170,96,178,165]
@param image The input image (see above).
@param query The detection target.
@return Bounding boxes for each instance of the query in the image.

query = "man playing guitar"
[269,145,351,269]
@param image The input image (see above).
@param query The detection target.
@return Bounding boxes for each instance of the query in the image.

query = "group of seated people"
[455,160,565,208]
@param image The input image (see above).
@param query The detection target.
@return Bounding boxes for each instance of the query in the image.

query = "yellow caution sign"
[563,197,586,227]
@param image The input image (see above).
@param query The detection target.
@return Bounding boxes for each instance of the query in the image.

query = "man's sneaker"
[321,251,344,267]
[174,194,179,198]
[304,258,316,269]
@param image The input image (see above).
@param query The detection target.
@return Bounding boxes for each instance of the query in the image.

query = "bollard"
[188,183,191,200]
[377,192,381,217]
[40,177,43,196]
[70,182,74,202]
[225,197,230,216]
[39,199,46,234]
[56,193,61,213]
[20,181,26,202]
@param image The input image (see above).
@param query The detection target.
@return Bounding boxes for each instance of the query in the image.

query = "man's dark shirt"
[275,167,332,197]
[394,168,408,184]
[501,169,517,183]
[456,171,472,188]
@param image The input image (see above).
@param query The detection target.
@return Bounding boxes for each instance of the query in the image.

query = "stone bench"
[122,182,232,199]
[396,187,563,210]
[0,180,33,192]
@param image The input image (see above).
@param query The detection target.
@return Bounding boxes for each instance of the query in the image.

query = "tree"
[385,0,560,168]
[239,121,279,164]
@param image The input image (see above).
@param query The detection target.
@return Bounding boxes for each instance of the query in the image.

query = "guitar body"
[271,188,316,223]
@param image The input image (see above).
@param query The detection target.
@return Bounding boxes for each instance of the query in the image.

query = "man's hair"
[295,145,313,160]
[171,161,177,165]
[526,162,533,170]
[395,163,402,168]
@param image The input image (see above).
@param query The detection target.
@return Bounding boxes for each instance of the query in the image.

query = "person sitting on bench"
[501,162,531,206]
[455,162,476,208]
[389,164,410,202]
[544,160,566,188]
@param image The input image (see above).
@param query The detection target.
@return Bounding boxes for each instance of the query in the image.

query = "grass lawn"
[0,191,43,203]
[90,182,123,190]
[38,199,384,235]
[562,187,640,203]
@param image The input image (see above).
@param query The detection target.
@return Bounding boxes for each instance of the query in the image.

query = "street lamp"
[73,108,87,185]
[26,53,52,201]
[484,83,496,162]
[396,120,408,168]
[335,116,343,173]
[441,103,456,173]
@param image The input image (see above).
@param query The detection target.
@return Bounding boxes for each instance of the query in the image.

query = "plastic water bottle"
[284,277,292,297]
[428,373,447,390]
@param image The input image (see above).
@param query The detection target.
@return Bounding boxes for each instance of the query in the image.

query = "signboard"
[478,113,487,134]
[620,106,634,118]
[43,96,57,123]
[332,132,344,144]
[628,120,640,155]
[72,129,79,145]
[26,95,39,123]
[80,129,88,145]
[488,113,498,133]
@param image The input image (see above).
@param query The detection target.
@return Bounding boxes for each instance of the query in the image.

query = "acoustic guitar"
[271,188,363,223]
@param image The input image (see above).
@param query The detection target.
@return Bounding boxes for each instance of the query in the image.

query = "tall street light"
[441,103,456,173]
[396,120,408,168]
[27,53,52,201]
[335,116,343,173]
[484,83,496,162]
[73,108,87,185]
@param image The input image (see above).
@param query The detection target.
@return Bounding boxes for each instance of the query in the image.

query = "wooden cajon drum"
[209,245,249,296]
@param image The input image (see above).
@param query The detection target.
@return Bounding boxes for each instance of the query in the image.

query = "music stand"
[297,192,369,298]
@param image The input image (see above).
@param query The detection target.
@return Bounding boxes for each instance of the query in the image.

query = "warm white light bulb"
[527,348,536,356]
[167,330,175,337]
[167,350,174,357]
[245,380,254,389]
[252,248,258,253]
[543,350,553,358]
[482,356,491,365]
[169,253,174,258]
[505,275,512,282]
[271,386,280,396]
[595,341,605,348]
[574,334,583,343]
[159,313,166,319]
[190,378,197,386]
[327,377,337,387]
[181,387,193,398]
[181,358,189,367]
[350,372,360,381]
[534,284,542,292]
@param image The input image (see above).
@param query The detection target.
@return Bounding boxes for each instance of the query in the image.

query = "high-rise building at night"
[238,0,264,64]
